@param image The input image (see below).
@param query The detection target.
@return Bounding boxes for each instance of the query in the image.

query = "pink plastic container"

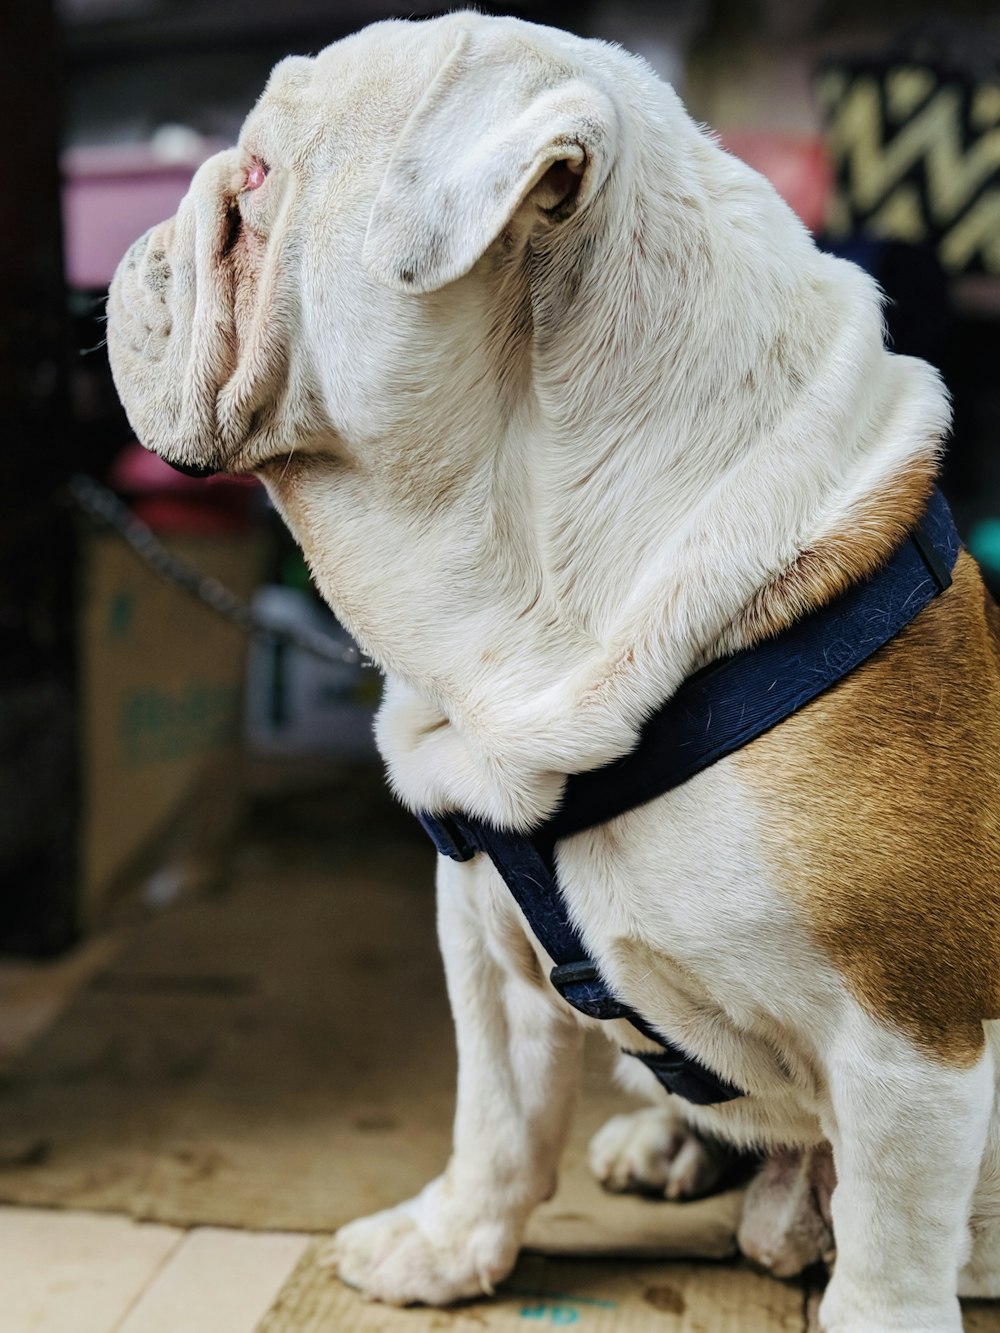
[61,140,225,291]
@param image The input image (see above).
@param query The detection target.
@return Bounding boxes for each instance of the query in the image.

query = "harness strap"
[545,486,957,842]
[419,488,961,1106]
[418,811,742,1106]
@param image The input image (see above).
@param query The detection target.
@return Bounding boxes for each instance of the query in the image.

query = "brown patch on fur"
[734,551,1000,1066]
[739,460,935,646]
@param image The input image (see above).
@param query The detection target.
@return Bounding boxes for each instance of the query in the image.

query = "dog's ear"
[363,27,618,294]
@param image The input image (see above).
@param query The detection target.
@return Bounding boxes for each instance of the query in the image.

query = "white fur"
[105,14,990,1330]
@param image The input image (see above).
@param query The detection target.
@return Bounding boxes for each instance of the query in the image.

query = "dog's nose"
[164,458,220,479]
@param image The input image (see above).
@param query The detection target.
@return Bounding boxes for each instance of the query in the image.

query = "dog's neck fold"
[270,85,950,829]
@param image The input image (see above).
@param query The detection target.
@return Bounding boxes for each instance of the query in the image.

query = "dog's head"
[108,11,948,740]
[107,13,632,481]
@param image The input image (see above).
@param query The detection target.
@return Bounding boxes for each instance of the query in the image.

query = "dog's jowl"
[106,13,1000,1331]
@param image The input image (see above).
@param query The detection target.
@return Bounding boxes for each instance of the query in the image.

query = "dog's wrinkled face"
[108,24,434,475]
[107,14,616,480]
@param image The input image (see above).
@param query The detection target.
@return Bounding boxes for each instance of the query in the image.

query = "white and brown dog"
[106,13,1000,1330]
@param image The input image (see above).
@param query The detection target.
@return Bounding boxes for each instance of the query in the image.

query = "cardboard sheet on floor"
[260,1247,808,1332]
[0,792,742,1260]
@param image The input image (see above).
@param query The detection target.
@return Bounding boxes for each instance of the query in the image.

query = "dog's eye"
[244,157,270,192]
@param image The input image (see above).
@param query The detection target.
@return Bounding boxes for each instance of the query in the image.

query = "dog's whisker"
[277,441,297,483]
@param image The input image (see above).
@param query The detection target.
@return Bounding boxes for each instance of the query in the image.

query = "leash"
[68,473,366,669]
[420,488,961,1104]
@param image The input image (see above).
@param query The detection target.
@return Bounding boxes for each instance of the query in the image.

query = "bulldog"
[107,12,1000,1331]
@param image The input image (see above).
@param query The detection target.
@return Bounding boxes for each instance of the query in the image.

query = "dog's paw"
[737,1144,835,1279]
[320,1198,517,1307]
[588,1106,731,1201]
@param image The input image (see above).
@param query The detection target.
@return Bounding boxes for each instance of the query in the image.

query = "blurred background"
[0,2,999,1325]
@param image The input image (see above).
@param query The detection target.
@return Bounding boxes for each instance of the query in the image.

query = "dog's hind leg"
[817,1021,994,1333]
[588,1103,736,1201]
[737,1143,836,1278]
[960,1216,1000,1299]
[324,853,583,1306]
[959,1035,1000,1299]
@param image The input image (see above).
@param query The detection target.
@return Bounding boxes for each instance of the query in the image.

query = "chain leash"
[68,472,365,669]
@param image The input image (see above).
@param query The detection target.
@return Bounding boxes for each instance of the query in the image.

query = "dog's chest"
[548,761,845,1051]
[473,758,837,1134]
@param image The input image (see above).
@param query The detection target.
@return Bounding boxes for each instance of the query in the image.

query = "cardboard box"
[78,527,266,921]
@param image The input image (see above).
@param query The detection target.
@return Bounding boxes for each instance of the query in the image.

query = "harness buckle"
[549,959,599,994]
[418,813,478,862]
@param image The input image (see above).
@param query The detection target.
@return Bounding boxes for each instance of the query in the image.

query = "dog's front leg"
[326,854,583,1306]
[818,1031,994,1333]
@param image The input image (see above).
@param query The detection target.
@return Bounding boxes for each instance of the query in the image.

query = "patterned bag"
[816,24,1000,275]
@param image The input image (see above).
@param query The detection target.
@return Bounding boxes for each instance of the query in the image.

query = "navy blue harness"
[419,489,960,1105]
